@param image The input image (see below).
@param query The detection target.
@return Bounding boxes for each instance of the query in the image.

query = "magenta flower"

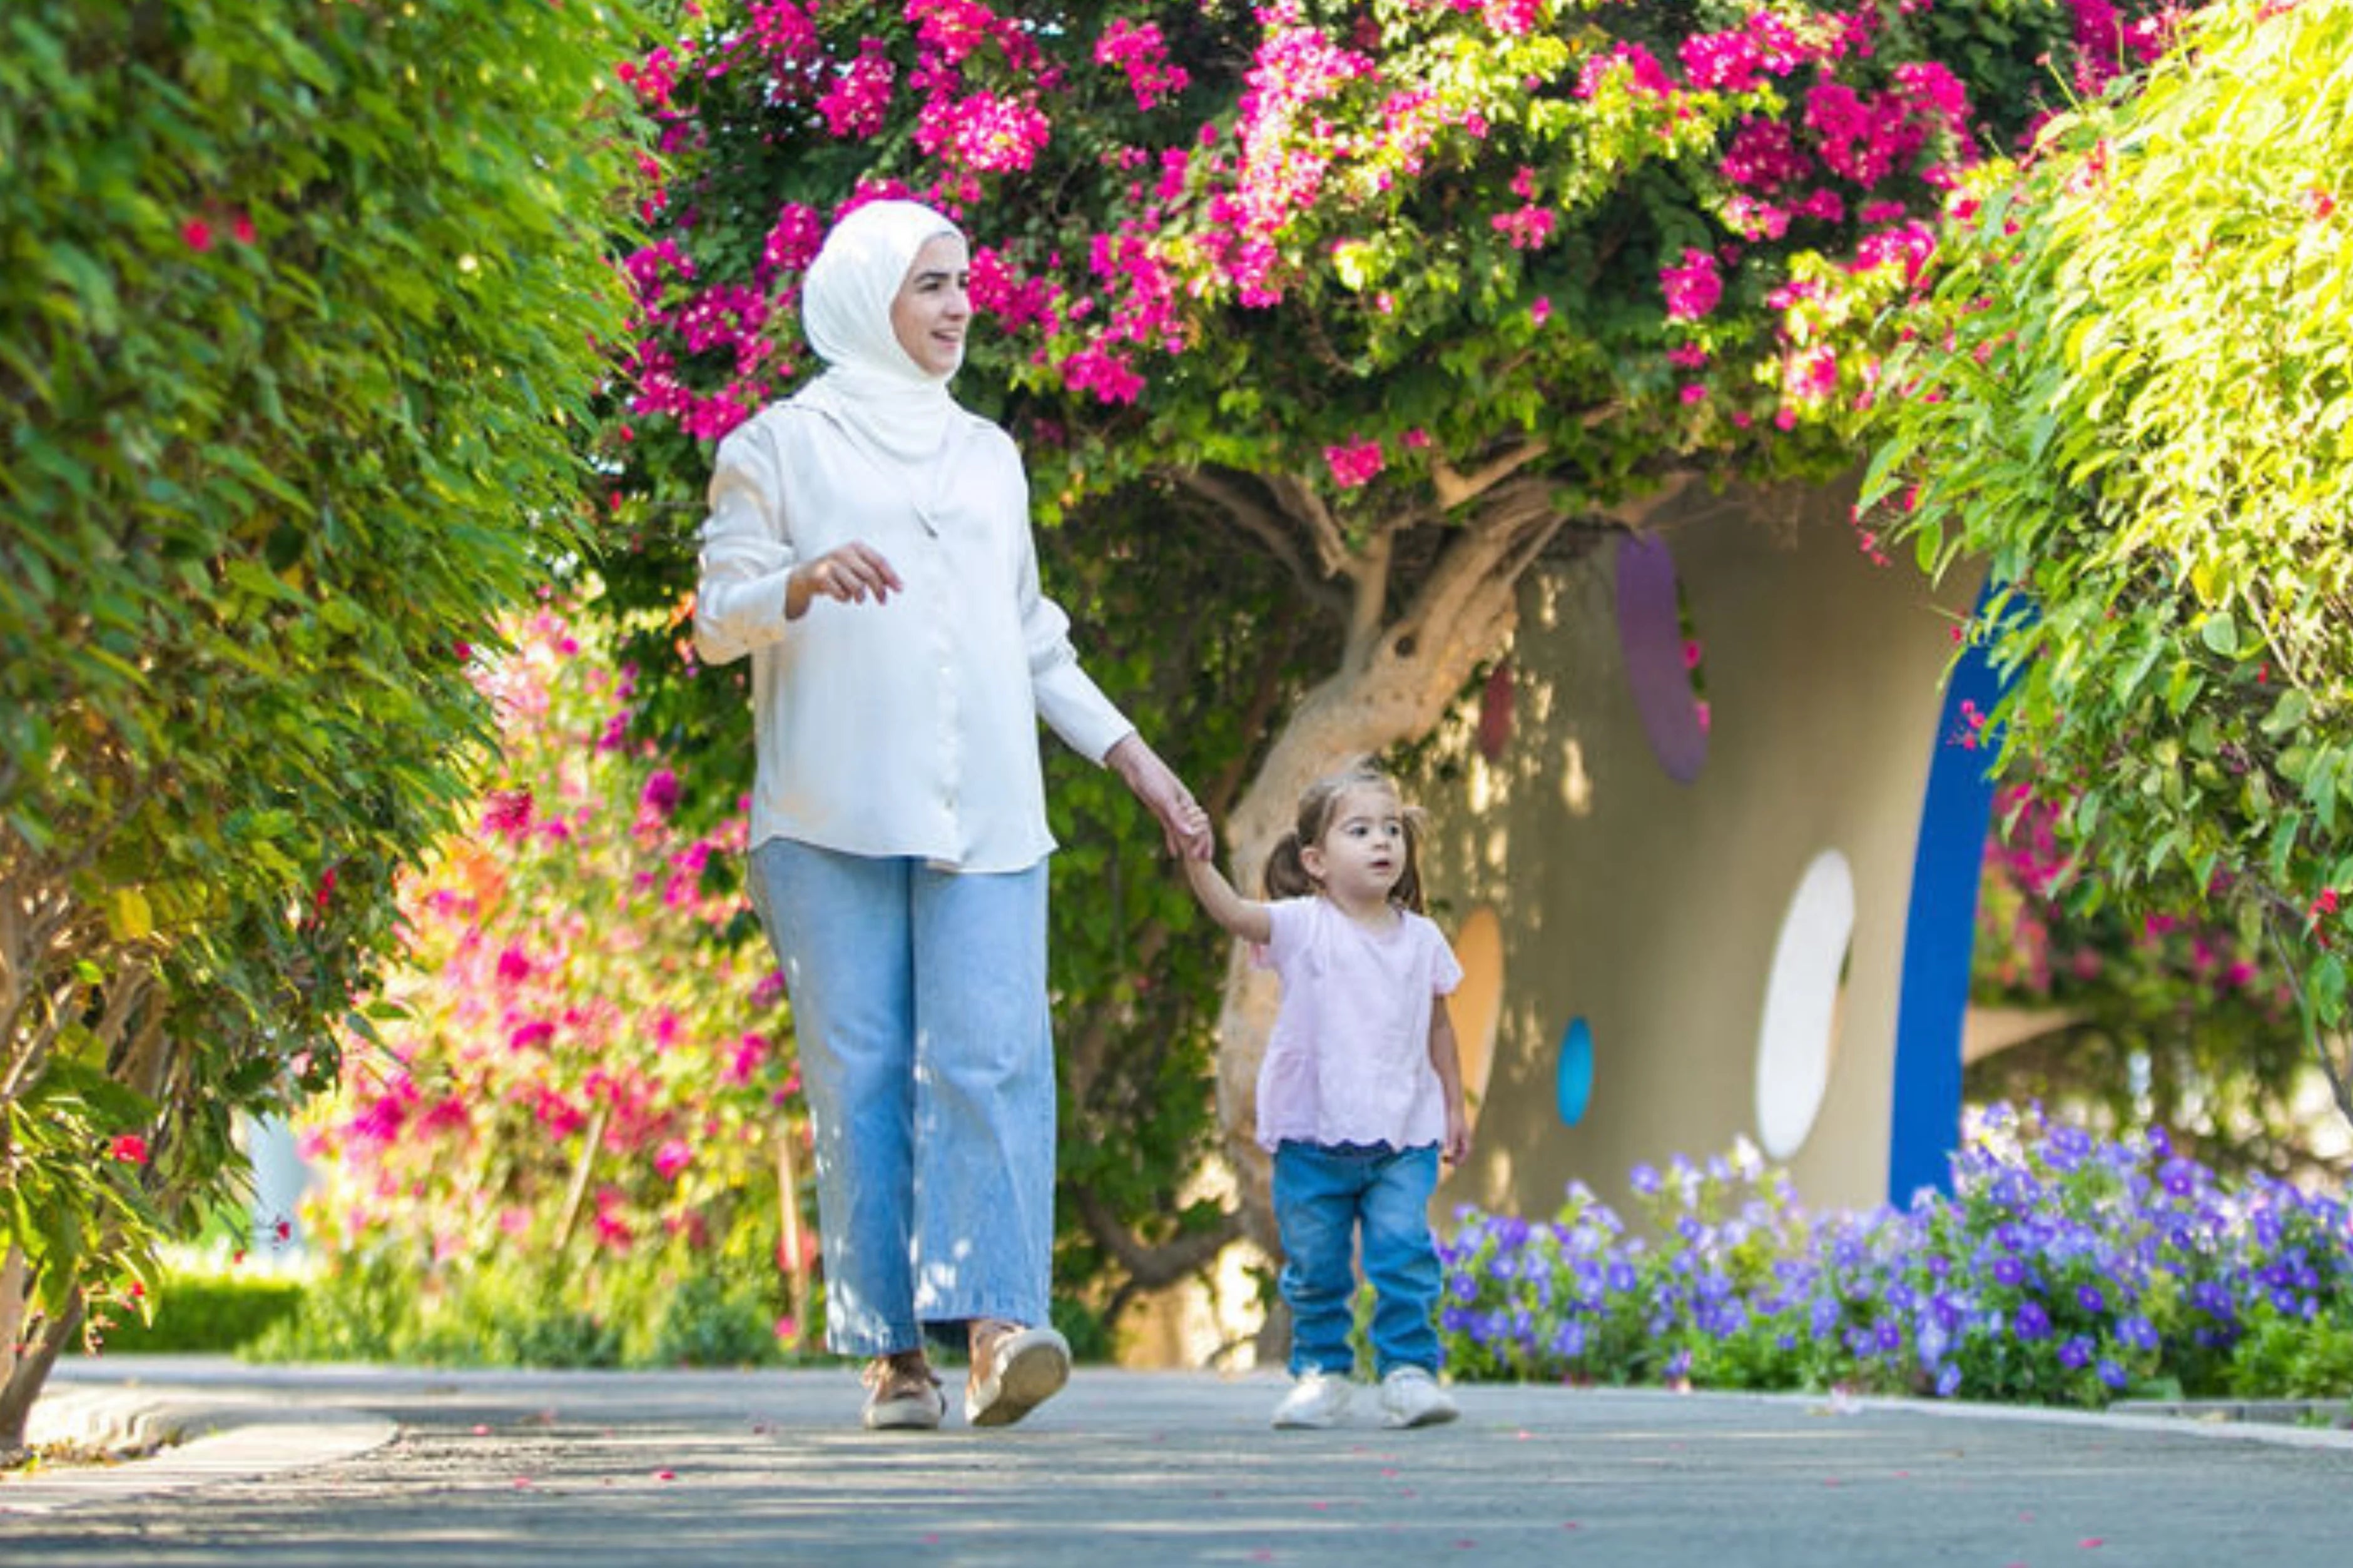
[640,767,681,819]
[1660,249,1724,321]
[1323,437,1385,489]
[655,1140,693,1180]
[482,788,535,837]
[818,40,896,139]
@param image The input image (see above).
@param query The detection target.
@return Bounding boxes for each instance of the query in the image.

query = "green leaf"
[2262,687,2314,737]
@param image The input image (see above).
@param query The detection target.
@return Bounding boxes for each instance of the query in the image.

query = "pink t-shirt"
[1252,896,1463,1152]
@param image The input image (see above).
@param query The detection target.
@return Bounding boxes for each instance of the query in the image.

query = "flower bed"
[1439,1105,2353,1407]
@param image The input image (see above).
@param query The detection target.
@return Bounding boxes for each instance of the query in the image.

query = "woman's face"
[890,233,972,378]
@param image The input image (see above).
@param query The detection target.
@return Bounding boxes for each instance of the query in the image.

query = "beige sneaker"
[964,1318,1071,1428]
[860,1348,945,1431]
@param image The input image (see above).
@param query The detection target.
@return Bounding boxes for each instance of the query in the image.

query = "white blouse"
[693,400,1135,873]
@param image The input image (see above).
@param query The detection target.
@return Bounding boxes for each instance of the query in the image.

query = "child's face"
[1302,783,1408,906]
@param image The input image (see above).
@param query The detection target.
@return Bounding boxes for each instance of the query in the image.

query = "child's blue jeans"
[1272,1140,1445,1378]
[748,837,1055,1358]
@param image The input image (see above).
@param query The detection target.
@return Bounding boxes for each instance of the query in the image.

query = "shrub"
[1,0,649,1440]
[1440,1105,2353,1409]
[83,1268,305,1357]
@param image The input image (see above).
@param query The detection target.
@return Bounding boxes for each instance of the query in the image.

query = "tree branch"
[2264,908,2353,1130]
[1264,472,1355,582]
[1430,438,1552,510]
[1173,467,1348,622]
[1069,1183,1243,1294]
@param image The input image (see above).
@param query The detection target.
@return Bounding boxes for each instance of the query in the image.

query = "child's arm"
[1428,997,1470,1166]
[1181,852,1274,945]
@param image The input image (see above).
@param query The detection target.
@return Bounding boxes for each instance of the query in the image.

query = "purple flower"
[2058,1337,2093,1370]
[2077,1283,2107,1315]
[2014,1301,2052,1341]
[639,767,682,819]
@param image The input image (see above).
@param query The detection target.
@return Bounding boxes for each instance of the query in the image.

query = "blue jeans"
[748,839,1055,1357]
[1272,1141,1445,1379]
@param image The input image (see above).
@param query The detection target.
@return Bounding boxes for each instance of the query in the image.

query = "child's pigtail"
[1263,832,1313,900]
[1393,805,1428,913]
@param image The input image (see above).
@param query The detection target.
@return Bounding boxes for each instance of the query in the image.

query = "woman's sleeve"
[1014,478,1135,765]
[693,421,798,667]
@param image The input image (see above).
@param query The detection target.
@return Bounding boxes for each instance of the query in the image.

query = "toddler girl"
[1181,761,1468,1429]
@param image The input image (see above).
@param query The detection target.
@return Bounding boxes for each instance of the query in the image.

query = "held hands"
[786,542,903,619]
[1105,734,1213,860]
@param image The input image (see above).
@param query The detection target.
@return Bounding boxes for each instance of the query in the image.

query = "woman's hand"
[1104,734,1213,859]
[786,542,903,619]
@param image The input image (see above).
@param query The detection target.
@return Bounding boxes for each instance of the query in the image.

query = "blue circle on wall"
[1556,1017,1595,1127]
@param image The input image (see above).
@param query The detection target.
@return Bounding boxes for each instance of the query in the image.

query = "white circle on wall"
[1754,848,1855,1160]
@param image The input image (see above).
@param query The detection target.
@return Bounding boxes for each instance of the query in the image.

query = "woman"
[694,199,1207,1431]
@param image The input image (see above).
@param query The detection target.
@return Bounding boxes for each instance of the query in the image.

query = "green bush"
[2227,1304,2353,1402]
[250,1243,805,1372]
[86,1272,306,1356]
[1,0,652,1434]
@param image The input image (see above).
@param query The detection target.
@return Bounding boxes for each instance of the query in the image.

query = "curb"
[1682,1384,2353,1451]
[4,1387,396,1517]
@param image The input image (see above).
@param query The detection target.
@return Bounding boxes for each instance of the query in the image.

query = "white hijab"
[795,199,965,468]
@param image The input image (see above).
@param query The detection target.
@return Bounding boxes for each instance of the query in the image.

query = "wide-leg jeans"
[1271,1140,1445,1378]
[749,838,1055,1357]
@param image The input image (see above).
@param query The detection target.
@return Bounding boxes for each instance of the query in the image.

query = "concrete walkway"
[5,1357,2350,1565]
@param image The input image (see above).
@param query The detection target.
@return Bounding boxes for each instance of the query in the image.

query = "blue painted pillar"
[1885,583,2010,1204]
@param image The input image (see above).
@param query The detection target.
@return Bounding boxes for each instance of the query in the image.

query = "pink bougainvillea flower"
[231,211,257,245]
[1660,248,1723,320]
[1323,436,1384,488]
[181,218,213,251]
[111,1133,150,1164]
[639,767,682,819]
[482,787,535,837]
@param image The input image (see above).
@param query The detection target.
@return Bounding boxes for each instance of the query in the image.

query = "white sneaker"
[1270,1368,1354,1429]
[1379,1366,1459,1429]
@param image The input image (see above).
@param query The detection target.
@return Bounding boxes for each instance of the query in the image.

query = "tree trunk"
[775,1120,815,1356]
[0,1246,83,1457]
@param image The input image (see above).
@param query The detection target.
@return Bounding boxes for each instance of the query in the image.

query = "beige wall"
[1414,482,1983,1220]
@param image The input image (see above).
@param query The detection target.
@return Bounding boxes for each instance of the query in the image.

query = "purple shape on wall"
[1615,533,1707,784]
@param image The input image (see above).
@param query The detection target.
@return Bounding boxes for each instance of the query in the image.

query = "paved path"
[5,1358,2350,1565]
